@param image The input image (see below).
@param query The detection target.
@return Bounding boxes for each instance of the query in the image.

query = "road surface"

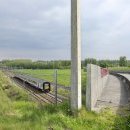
[96,74,130,108]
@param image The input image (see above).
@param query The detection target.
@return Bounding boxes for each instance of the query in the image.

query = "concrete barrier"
[86,64,109,111]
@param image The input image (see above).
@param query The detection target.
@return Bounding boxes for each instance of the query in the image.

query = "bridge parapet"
[86,64,109,111]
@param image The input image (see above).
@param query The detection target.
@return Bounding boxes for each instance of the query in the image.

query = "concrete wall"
[86,64,109,111]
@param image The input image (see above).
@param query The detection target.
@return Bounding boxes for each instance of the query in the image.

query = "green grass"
[0,71,130,130]
[109,67,130,71]
[15,69,87,87]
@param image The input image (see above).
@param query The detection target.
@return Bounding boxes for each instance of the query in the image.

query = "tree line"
[0,56,129,69]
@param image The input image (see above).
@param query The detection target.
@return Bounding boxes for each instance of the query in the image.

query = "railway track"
[12,77,63,104]
[3,70,69,104]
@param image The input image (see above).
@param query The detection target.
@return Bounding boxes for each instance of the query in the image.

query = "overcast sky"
[0,0,130,60]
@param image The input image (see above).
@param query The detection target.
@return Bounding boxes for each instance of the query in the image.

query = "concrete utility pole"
[71,0,82,110]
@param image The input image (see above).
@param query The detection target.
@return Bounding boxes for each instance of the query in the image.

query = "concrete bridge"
[86,64,130,111]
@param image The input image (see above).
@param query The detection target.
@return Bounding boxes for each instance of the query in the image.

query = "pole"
[71,0,82,110]
[55,69,58,105]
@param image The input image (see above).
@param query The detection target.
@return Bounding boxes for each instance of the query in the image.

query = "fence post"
[54,69,58,105]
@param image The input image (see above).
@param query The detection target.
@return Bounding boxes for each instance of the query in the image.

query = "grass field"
[15,69,87,88]
[0,71,130,130]
[109,67,130,71]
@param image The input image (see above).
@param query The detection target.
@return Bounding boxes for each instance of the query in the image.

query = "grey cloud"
[0,0,130,60]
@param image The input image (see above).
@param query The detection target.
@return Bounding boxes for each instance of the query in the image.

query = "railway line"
[3,70,69,104]
[8,70,70,90]
[12,77,63,104]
